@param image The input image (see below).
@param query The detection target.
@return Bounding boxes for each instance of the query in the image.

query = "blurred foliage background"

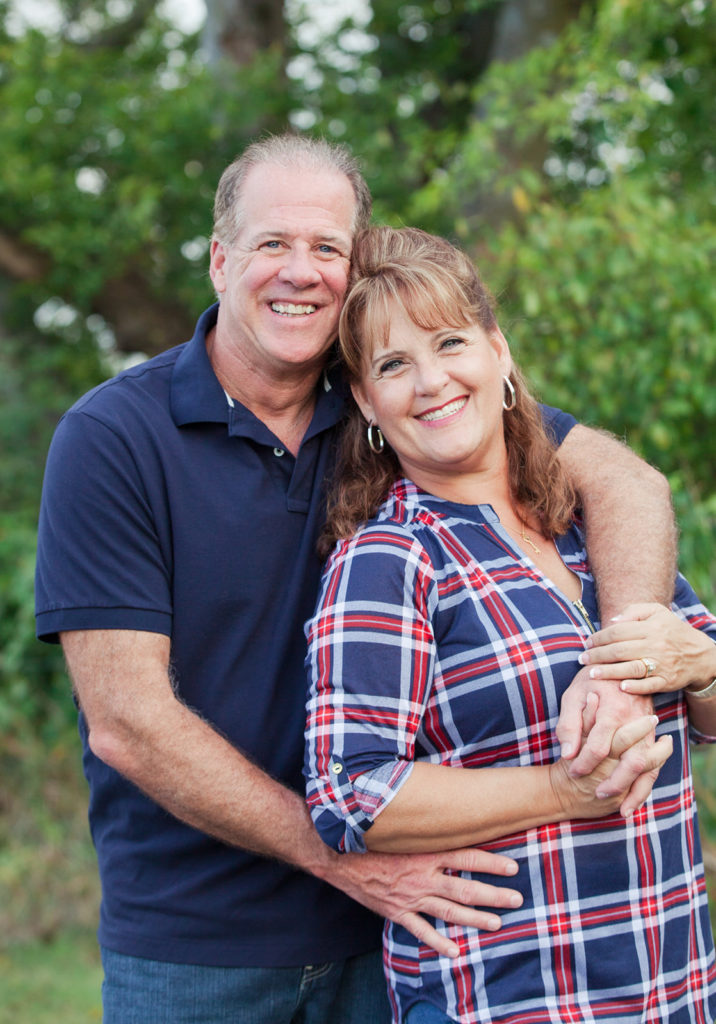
[1,0,714,970]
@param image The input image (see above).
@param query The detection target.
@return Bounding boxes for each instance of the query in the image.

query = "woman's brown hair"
[318,226,576,560]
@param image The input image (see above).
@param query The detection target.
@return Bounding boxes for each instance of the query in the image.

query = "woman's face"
[351,298,512,494]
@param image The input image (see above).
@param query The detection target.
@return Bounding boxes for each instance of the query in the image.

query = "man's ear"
[350,380,376,426]
[209,240,227,294]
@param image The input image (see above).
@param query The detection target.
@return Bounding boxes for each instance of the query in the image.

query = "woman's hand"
[550,710,673,819]
[577,603,716,695]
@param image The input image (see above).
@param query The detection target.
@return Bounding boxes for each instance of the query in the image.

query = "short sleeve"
[304,524,437,852]
[539,403,577,447]
[35,409,173,642]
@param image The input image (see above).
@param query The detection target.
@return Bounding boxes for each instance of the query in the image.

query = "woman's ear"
[489,326,512,375]
[350,380,376,426]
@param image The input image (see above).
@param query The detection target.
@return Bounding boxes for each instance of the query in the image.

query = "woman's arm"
[305,524,670,856]
[363,714,670,854]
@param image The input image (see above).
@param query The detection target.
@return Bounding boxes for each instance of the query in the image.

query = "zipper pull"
[573,598,597,634]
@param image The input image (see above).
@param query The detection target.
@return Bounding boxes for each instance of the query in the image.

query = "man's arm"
[555,425,677,795]
[62,628,522,959]
[558,425,677,619]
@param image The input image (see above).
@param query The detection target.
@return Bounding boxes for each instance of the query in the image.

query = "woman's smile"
[416,396,469,424]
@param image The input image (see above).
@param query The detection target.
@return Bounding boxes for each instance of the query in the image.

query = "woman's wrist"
[685,675,716,699]
[685,643,716,697]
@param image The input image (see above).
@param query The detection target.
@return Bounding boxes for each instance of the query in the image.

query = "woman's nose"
[414,358,449,395]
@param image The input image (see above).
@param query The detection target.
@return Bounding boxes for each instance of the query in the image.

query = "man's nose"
[277,246,322,288]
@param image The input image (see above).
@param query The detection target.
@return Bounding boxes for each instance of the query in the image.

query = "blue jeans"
[100,946,390,1024]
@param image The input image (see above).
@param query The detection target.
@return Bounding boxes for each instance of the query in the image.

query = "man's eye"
[318,244,338,255]
[262,240,282,250]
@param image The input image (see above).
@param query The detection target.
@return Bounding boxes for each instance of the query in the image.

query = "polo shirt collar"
[171,304,227,426]
[170,303,347,443]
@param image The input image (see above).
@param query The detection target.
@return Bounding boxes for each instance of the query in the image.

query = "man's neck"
[206,326,323,456]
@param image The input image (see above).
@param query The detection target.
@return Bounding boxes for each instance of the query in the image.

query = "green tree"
[0,0,713,743]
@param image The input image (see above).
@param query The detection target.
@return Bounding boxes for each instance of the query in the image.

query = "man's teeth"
[271,302,317,315]
[419,398,467,422]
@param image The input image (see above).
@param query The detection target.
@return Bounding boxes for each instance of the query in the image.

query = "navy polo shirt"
[36,303,577,968]
[35,304,384,966]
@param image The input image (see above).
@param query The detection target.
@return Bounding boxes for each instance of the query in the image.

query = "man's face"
[209,162,356,379]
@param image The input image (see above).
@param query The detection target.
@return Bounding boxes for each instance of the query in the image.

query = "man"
[36,134,677,1023]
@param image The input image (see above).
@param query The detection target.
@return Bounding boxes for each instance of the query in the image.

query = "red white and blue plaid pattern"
[304,479,716,1023]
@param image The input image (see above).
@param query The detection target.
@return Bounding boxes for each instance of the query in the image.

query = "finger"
[555,687,591,760]
[415,897,509,933]
[397,912,462,957]
[567,717,617,776]
[438,848,519,878]
[399,900,512,957]
[613,603,667,623]
[609,714,659,759]
[618,767,659,818]
[580,640,651,666]
[585,661,660,682]
[583,620,647,651]
[582,691,599,735]
[619,675,667,695]
[595,733,672,798]
[617,737,674,815]
[439,874,523,912]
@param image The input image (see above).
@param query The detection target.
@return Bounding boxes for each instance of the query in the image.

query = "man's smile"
[270,302,318,316]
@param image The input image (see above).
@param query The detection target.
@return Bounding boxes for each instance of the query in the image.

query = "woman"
[304,226,716,1023]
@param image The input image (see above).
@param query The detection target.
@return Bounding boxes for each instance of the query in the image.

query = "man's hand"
[577,603,716,695]
[556,667,661,815]
[327,847,523,958]
[550,712,671,820]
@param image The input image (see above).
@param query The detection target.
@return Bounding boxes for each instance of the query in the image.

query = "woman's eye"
[441,336,464,350]
[380,358,404,374]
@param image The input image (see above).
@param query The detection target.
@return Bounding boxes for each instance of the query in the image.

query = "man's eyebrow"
[250,229,290,243]
[250,229,351,248]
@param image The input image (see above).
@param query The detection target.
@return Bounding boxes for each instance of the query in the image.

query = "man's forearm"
[558,425,677,619]
[62,628,522,958]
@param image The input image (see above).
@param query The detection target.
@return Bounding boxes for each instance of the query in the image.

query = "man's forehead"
[240,162,357,233]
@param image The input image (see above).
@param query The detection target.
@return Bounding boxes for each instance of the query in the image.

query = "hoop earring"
[367,422,385,454]
[502,376,516,412]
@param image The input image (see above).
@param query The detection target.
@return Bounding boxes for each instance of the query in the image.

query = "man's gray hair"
[212,134,373,246]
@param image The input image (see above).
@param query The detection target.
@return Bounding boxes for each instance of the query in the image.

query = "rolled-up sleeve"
[304,524,437,852]
[670,575,716,746]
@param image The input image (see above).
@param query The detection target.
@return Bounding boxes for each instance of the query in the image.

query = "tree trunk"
[202,0,286,66]
[463,0,589,233]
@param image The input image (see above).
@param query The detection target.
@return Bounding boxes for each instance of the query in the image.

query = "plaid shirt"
[304,479,716,1024]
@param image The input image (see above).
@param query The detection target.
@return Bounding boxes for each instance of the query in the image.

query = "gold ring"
[640,657,657,678]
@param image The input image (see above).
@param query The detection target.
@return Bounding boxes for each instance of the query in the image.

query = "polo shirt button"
[273,447,285,457]
[332,763,343,774]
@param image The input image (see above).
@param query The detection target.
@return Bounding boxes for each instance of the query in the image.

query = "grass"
[0,928,102,1024]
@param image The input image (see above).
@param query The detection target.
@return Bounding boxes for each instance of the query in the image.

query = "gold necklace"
[504,516,542,555]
